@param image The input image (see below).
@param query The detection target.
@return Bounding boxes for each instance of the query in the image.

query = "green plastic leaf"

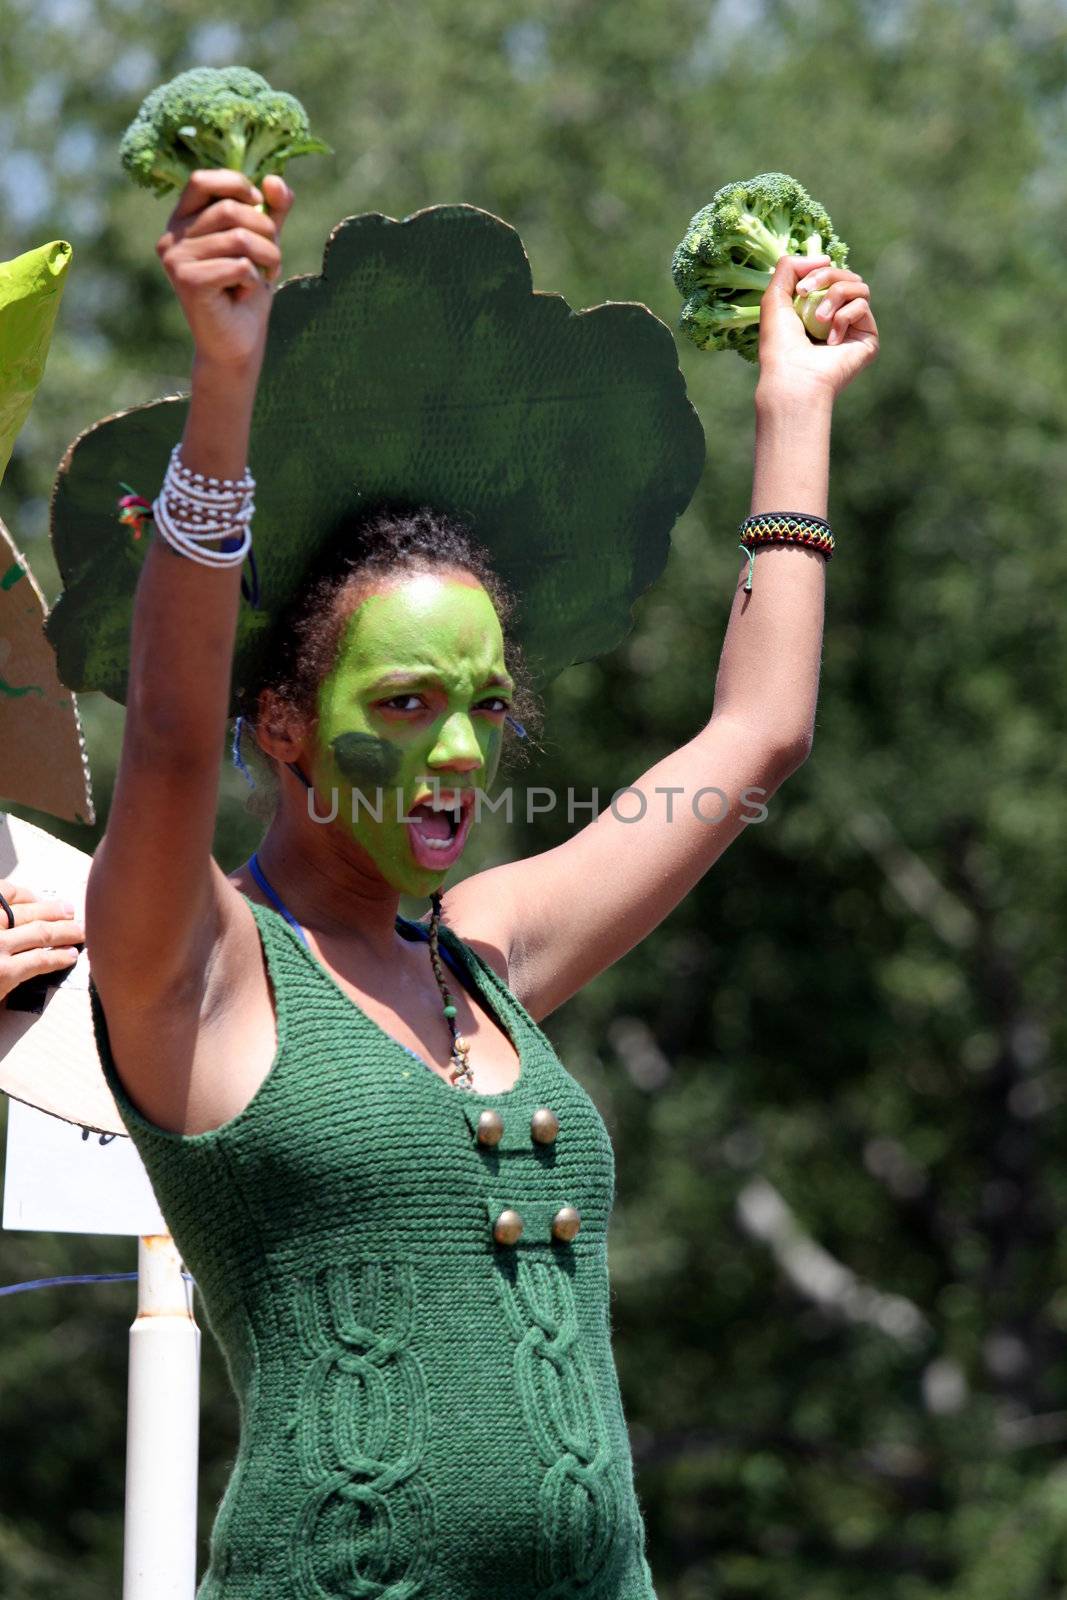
[48,205,705,709]
[0,240,73,487]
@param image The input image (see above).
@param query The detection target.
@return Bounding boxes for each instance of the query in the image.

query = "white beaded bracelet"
[167,445,254,500]
[152,445,256,570]
[153,496,255,566]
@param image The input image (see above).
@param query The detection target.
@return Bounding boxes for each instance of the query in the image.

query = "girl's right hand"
[0,879,84,1004]
[156,170,294,371]
[757,252,877,405]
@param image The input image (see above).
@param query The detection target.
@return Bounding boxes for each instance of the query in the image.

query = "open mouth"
[406,791,475,869]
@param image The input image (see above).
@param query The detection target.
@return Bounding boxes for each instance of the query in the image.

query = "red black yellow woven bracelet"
[737,512,835,593]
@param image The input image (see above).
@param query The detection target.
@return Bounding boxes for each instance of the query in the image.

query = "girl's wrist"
[191,350,265,398]
[183,358,260,481]
[755,379,835,422]
[751,384,832,518]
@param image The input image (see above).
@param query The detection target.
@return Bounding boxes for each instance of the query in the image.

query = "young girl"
[86,169,877,1598]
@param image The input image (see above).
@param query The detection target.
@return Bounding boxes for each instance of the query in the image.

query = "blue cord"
[231,715,256,789]
[1,1270,194,1299]
[217,540,260,609]
[246,852,479,1042]
[248,851,309,946]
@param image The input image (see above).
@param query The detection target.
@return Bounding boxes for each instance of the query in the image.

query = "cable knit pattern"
[289,1262,435,1598]
[91,897,657,1600]
[497,1257,637,1594]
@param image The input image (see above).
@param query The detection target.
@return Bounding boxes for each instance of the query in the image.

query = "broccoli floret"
[671,172,849,362]
[120,66,330,198]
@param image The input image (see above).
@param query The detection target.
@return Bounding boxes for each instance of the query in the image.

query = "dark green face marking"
[330,730,403,785]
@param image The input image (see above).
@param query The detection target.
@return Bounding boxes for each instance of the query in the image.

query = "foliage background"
[2,0,1067,1593]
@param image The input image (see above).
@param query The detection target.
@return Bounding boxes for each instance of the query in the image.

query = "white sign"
[3,1097,167,1236]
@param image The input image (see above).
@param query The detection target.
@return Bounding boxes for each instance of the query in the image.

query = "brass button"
[493,1208,524,1245]
[530,1107,560,1145]
[476,1109,505,1147]
[551,1206,581,1242]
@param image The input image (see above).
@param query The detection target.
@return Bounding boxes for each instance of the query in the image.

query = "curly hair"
[235,502,543,779]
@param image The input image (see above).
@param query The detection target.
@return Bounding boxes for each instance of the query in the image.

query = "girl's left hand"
[758,253,879,402]
[0,878,83,1003]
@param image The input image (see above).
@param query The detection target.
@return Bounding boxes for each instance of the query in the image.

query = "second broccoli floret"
[671,172,849,363]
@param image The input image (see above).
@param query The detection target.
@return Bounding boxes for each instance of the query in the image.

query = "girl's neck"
[252,806,404,958]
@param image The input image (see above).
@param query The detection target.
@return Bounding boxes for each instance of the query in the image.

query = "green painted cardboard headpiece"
[47,205,705,710]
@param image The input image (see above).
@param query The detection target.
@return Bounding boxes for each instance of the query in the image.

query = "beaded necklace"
[247,852,476,1090]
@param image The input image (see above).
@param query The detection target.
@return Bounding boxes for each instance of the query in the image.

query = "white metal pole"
[123,1233,201,1599]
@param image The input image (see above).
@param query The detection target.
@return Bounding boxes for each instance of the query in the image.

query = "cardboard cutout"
[0,812,124,1136]
[47,204,706,710]
[0,521,94,823]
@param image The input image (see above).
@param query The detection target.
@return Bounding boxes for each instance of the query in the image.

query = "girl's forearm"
[705,386,833,757]
[182,354,260,478]
[124,360,260,763]
[750,382,832,517]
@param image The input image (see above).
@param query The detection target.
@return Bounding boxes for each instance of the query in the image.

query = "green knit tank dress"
[91,897,658,1600]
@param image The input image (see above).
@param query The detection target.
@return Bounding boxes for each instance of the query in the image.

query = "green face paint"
[312,572,513,895]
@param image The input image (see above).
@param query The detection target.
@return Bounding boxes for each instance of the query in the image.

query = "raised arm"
[447,251,878,1019]
[86,173,292,1023]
